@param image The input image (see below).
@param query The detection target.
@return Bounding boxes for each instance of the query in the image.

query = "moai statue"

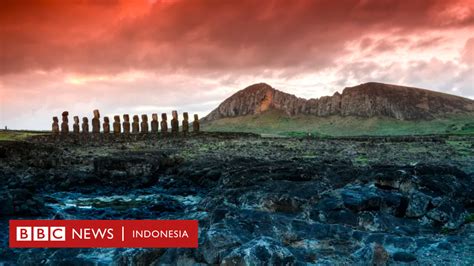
[92,109,100,133]
[141,114,149,133]
[61,111,69,134]
[103,116,110,134]
[52,116,59,134]
[193,114,200,132]
[160,113,168,134]
[132,115,140,133]
[73,116,80,133]
[151,113,159,133]
[123,114,130,134]
[182,112,189,134]
[171,110,179,134]
[82,117,89,133]
[113,115,121,135]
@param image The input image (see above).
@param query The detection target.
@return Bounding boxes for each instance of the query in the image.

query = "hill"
[202,82,474,136]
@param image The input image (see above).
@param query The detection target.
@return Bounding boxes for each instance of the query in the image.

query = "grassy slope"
[202,110,474,137]
[0,130,47,141]
[1,112,473,139]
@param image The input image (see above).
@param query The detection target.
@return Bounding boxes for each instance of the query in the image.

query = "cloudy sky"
[1,0,473,129]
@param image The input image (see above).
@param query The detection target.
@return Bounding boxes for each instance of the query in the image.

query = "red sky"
[1,0,473,129]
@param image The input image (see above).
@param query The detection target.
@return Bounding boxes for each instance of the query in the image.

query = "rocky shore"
[1,133,473,265]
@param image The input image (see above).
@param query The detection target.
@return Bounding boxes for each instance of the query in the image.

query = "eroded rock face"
[204,82,474,121]
[92,152,179,187]
[221,237,296,265]
[1,135,473,265]
[0,189,46,216]
[352,243,389,265]
[406,191,431,218]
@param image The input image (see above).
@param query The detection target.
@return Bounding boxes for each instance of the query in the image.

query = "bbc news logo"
[10,220,198,248]
[16,226,66,241]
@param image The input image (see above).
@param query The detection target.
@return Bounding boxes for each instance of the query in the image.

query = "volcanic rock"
[204,82,474,121]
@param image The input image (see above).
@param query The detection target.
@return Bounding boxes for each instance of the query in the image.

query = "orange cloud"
[0,0,473,129]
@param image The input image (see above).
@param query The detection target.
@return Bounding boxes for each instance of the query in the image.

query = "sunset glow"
[1,0,473,129]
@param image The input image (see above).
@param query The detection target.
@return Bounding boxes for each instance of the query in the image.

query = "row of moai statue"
[52,110,200,135]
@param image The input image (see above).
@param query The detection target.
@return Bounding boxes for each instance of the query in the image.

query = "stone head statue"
[193,114,200,132]
[152,113,158,121]
[183,112,189,120]
[62,111,69,122]
[161,113,167,120]
[104,116,109,123]
[93,109,100,119]
[53,116,59,123]
[141,114,148,122]
[114,115,120,122]
[172,110,178,119]
[82,117,89,133]
[123,114,130,122]
[73,116,79,124]
[133,115,139,122]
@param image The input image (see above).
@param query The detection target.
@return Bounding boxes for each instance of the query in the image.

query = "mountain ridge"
[204,82,474,121]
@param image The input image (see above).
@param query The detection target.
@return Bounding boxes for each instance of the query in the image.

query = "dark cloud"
[1,0,473,75]
[1,0,473,130]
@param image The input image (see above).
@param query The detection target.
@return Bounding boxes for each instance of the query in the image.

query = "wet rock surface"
[0,133,473,265]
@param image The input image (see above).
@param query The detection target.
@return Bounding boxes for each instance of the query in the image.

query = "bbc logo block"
[16,226,66,241]
[10,220,198,248]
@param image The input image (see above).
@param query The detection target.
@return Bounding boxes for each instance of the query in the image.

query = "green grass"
[0,130,47,141]
[282,131,328,138]
[353,155,369,166]
[446,122,474,135]
[440,227,454,234]
[447,140,473,157]
[202,110,474,137]
[465,213,474,224]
